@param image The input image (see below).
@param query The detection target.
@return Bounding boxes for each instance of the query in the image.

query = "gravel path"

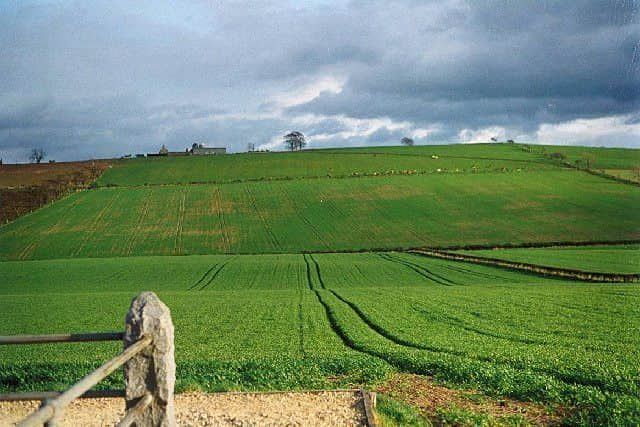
[1,391,368,426]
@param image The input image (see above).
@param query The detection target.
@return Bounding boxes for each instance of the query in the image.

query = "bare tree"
[247,143,255,153]
[284,131,306,151]
[30,148,46,164]
[401,137,414,146]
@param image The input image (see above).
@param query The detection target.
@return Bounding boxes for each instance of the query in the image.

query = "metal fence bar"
[0,332,124,345]
[0,389,125,402]
[116,393,153,427]
[17,335,152,427]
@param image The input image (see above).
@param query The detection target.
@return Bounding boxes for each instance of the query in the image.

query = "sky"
[0,0,638,162]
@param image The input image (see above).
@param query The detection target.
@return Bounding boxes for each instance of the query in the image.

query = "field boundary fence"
[412,249,640,283]
[0,291,175,427]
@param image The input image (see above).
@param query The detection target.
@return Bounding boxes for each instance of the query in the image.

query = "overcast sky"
[0,0,638,162]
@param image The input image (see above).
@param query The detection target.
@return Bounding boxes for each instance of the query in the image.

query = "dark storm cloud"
[0,0,638,162]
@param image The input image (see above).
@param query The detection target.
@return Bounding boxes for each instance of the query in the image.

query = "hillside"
[96,144,557,186]
[2,143,639,424]
[1,170,638,260]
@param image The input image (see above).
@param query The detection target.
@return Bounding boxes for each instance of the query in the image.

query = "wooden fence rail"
[0,292,176,427]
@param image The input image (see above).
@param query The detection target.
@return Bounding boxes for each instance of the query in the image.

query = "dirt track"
[1,391,368,426]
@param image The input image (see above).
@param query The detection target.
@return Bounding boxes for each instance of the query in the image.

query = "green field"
[2,143,639,425]
[97,144,556,186]
[529,144,640,170]
[457,245,640,274]
[2,171,638,260]
[1,253,639,423]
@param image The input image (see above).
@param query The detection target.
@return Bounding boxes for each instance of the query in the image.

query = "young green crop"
[2,171,638,260]
[1,252,639,425]
[97,143,556,187]
[456,245,640,274]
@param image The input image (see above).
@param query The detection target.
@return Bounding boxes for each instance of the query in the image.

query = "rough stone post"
[124,292,176,427]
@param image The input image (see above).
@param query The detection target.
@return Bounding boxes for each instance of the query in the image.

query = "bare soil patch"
[0,160,112,223]
[376,373,566,426]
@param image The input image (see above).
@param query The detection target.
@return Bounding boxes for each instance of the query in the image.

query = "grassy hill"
[2,143,639,424]
[1,170,638,260]
[96,144,557,186]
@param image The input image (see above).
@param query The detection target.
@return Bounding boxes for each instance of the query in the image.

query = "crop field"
[96,143,557,186]
[529,144,640,170]
[1,170,638,260]
[457,245,640,274]
[1,252,639,423]
[2,144,639,425]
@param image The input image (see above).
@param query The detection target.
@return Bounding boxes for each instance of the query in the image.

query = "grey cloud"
[0,0,638,162]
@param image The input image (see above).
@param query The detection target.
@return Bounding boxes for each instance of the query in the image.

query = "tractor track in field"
[16,194,86,259]
[244,186,280,251]
[73,191,122,257]
[303,254,616,393]
[298,288,307,358]
[124,188,152,256]
[319,287,622,394]
[440,263,511,281]
[302,254,314,290]
[213,187,231,252]
[197,259,234,291]
[308,254,327,289]
[188,257,235,291]
[174,189,188,255]
[283,191,329,251]
[377,253,457,286]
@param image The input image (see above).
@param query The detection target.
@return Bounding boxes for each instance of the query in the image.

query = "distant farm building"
[190,143,226,155]
[147,143,226,157]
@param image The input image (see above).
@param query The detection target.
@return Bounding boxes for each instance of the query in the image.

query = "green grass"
[528,144,640,170]
[96,144,557,186]
[456,245,640,274]
[3,144,640,425]
[1,252,639,424]
[604,169,640,182]
[376,395,429,426]
[2,171,638,260]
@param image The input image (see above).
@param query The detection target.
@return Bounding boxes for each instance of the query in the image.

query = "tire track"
[308,254,326,289]
[377,253,456,286]
[302,254,314,290]
[323,289,619,393]
[174,188,187,255]
[213,186,231,252]
[73,190,122,257]
[244,186,280,251]
[124,189,152,256]
[442,264,511,282]
[298,287,307,358]
[197,257,235,291]
[284,191,328,250]
[188,264,219,290]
